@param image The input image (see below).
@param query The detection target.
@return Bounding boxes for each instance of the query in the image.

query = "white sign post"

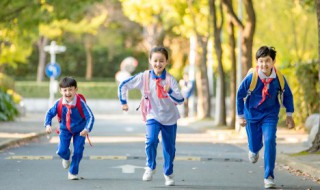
[44,41,66,107]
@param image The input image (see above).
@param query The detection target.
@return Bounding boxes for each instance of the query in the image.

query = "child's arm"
[118,72,143,108]
[286,116,295,129]
[236,74,251,117]
[282,77,294,113]
[81,100,95,133]
[237,117,247,127]
[43,100,59,133]
[165,77,185,105]
[122,104,129,111]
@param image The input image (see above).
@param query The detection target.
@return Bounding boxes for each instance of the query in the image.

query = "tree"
[0,0,103,81]
[222,0,255,78]
[225,0,237,128]
[307,0,320,153]
[188,0,211,119]
[209,0,227,125]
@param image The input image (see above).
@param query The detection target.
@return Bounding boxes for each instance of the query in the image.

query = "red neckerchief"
[155,78,168,98]
[64,104,75,133]
[257,77,274,107]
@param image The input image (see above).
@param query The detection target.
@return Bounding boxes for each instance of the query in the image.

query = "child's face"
[59,86,78,103]
[149,52,168,76]
[257,55,275,76]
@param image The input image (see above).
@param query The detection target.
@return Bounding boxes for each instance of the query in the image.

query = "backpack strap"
[76,94,85,119]
[274,68,285,91]
[248,68,258,93]
[143,70,150,95]
[243,68,257,103]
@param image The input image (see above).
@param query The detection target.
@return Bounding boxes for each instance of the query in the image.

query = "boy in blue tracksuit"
[44,76,94,180]
[118,46,184,186]
[236,46,295,189]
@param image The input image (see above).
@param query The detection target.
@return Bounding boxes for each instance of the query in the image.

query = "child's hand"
[45,125,52,134]
[80,129,89,137]
[286,116,295,129]
[238,117,247,127]
[122,104,129,111]
[163,84,170,92]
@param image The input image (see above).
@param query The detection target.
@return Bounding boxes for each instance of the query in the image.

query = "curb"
[277,153,320,179]
[0,132,47,150]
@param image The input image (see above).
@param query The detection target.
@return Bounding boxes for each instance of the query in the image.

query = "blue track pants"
[246,120,278,179]
[56,130,86,175]
[145,119,177,176]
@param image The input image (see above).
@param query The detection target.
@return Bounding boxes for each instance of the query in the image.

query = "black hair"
[59,76,77,88]
[256,46,277,61]
[149,46,169,60]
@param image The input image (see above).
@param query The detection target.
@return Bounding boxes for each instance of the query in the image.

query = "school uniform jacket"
[44,95,95,133]
[236,68,294,123]
[118,69,184,125]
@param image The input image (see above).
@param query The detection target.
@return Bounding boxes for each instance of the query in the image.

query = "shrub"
[0,90,19,121]
[15,81,141,99]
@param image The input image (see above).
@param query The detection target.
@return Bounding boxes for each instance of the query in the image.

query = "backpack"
[56,94,92,146]
[244,67,285,107]
[136,70,171,121]
[57,94,86,124]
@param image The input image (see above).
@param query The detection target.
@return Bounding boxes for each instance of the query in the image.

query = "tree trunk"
[36,36,48,83]
[143,23,165,51]
[308,0,320,153]
[188,0,211,119]
[222,0,255,78]
[84,35,93,80]
[210,0,227,126]
[195,38,211,119]
[226,0,237,128]
[241,0,256,77]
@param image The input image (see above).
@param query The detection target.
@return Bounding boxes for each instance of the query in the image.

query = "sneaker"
[62,149,72,169]
[62,159,70,169]
[164,174,175,186]
[248,151,259,163]
[142,168,155,181]
[68,172,79,180]
[264,176,275,189]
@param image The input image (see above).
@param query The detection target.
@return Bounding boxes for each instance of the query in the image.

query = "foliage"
[295,61,319,122]
[0,0,103,69]
[15,81,141,99]
[0,73,14,91]
[0,89,19,121]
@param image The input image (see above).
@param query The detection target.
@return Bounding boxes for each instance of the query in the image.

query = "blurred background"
[0,0,318,139]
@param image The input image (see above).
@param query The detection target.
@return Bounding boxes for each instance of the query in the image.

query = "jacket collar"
[258,68,276,79]
[151,69,167,80]
[62,95,77,106]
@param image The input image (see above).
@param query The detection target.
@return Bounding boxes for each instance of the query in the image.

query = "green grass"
[15,81,141,99]
[290,151,320,156]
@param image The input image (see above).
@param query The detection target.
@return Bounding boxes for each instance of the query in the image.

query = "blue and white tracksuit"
[118,69,184,175]
[236,68,294,179]
[44,96,94,175]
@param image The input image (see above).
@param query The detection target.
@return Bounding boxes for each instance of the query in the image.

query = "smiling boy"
[44,76,94,180]
[236,46,295,189]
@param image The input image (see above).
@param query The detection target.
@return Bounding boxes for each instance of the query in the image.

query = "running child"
[118,46,184,186]
[236,46,295,189]
[44,76,94,180]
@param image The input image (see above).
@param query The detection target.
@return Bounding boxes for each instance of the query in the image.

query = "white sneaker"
[248,151,259,163]
[164,174,175,186]
[142,168,155,181]
[68,172,79,180]
[62,159,70,169]
[264,176,275,189]
[62,149,72,169]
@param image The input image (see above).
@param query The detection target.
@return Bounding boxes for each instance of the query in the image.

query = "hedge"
[15,81,141,100]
